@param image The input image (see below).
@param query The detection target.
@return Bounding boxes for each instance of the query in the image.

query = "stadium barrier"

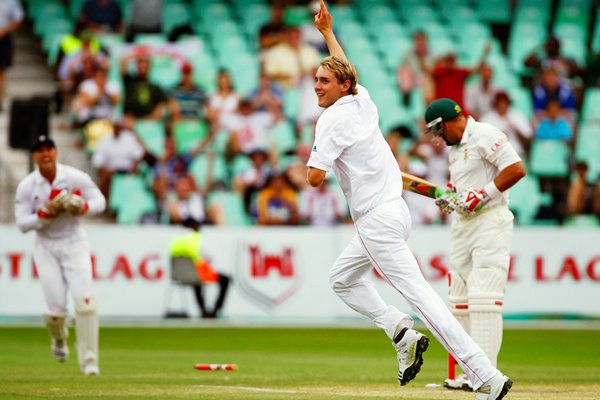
[0,224,598,319]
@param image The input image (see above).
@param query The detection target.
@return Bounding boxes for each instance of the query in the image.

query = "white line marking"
[196,385,300,394]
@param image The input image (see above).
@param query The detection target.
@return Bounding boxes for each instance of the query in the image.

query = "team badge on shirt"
[312,145,317,152]
[464,149,468,160]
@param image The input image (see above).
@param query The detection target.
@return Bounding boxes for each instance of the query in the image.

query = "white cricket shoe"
[475,372,512,400]
[83,364,100,375]
[392,327,430,386]
[444,373,473,391]
[51,340,69,362]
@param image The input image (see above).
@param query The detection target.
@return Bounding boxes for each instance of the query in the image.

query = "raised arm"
[314,0,346,60]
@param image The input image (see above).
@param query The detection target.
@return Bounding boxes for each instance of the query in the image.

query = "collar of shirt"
[331,93,355,107]
[34,163,66,186]
[456,116,475,147]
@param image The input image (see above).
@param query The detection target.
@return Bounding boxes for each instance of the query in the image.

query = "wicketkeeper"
[424,98,526,390]
[14,135,106,375]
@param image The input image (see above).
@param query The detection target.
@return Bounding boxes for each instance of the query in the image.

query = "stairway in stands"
[0,22,90,222]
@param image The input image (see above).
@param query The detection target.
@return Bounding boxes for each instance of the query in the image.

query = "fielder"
[306,2,512,399]
[15,135,106,375]
[425,98,526,391]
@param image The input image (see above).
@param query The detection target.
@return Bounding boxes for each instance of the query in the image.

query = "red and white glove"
[456,182,502,216]
[46,189,71,215]
[37,205,56,222]
[64,190,88,215]
[435,183,459,214]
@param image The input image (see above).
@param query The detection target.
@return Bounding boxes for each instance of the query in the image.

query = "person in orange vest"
[169,218,231,318]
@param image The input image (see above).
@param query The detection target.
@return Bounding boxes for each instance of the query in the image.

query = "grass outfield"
[1,327,599,399]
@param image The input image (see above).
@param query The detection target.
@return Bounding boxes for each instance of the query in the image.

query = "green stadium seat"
[299,123,315,147]
[580,88,600,121]
[475,0,511,23]
[574,122,600,180]
[207,191,251,225]
[135,120,166,157]
[134,34,168,47]
[267,120,297,155]
[149,55,182,90]
[508,86,534,120]
[529,139,571,177]
[508,174,543,225]
[564,215,600,227]
[555,3,590,25]
[163,2,192,35]
[329,5,357,24]
[362,5,397,24]
[189,154,229,189]
[173,120,209,155]
[230,154,252,177]
[108,174,156,222]
[283,88,299,120]
[207,130,231,154]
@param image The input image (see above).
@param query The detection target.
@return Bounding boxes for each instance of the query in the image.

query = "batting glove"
[65,194,88,215]
[456,188,489,216]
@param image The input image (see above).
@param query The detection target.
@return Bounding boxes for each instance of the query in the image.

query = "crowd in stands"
[18,0,600,227]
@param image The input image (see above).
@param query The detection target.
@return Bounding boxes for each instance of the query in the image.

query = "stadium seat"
[135,120,166,157]
[189,153,229,190]
[475,0,511,23]
[230,154,253,177]
[149,55,182,90]
[564,215,600,227]
[529,140,571,177]
[173,120,209,155]
[207,191,251,225]
[267,120,297,155]
[508,174,543,225]
[574,123,600,180]
[163,2,192,35]
[109,174,157,224]
[283,88,299,120]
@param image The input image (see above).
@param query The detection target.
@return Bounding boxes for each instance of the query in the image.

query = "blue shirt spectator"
[532,68,576,113]
[535,100,573,141]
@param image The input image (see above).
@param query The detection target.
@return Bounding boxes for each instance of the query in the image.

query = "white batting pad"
[448,271,470,333]
[44,314,69,341]
[467,268,506,367]
[75,296,99,369]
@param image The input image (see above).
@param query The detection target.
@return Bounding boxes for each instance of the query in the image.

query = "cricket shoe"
[393,327,430,386]
[83,363,100,375]
[475,372,512,400]
[51,340,69,362]
[444,373,473,391]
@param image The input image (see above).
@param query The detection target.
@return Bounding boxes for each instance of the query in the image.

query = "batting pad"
[467,268,506,367]
[44,314,69,342]
[448,271,470,333]
[75,296,99,368]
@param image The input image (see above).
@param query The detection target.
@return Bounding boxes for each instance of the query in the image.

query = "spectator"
[92,121,145,199]
[208,69,240,130]
[567,161,596,216]
[480,91,533,159]
[56,28,107,104]
[167,174,223,226]
[256,171,298,225]
[79,0,124,34]
[524,36,583,81]
[397,30,434,106]
[0,0,23,111]
[249,72,284,120]
[73,64,120,127]
[126,0,163,41]
[299,176,347,226]
[220,98,275,157]
[534,99,573,142]
[263,26,321,90]
[465,64,497,119]
[426,46,490,109]
[532,67,576,122]
[120,49,167,120]
[169,63,209,121]
[153,136,206,191]
[232,147,275,213]
[258,3,286,59]
[385,126,412,172]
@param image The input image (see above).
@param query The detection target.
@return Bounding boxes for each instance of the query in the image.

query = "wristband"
[483,181,502,199]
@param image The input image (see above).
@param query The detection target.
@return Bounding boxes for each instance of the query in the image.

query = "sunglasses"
[426,117,444,137]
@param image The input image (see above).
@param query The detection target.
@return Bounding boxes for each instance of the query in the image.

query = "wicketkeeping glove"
[64,193,88,215]
[46,189,71,215]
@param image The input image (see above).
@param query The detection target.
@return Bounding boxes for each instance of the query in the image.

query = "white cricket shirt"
[15,163,106,239]
[448,117,522,208]
[307,85,403,221]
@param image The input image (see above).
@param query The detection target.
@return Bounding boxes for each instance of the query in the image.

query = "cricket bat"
[401,172,443,199]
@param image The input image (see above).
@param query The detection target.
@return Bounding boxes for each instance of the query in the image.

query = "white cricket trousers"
[34,235,94,315]
[329,199,497,389]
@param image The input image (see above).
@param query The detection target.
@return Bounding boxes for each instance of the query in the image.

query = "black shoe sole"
[398,335,430,386]
[496,379,513,400]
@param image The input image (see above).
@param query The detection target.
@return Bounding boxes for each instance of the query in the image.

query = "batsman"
[424,99,526,390]
[14,135,106,375]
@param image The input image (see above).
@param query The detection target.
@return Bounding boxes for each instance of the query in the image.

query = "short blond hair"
[320,56,359,96]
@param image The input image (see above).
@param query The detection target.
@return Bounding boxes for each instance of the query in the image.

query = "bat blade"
[401,172,443,199]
